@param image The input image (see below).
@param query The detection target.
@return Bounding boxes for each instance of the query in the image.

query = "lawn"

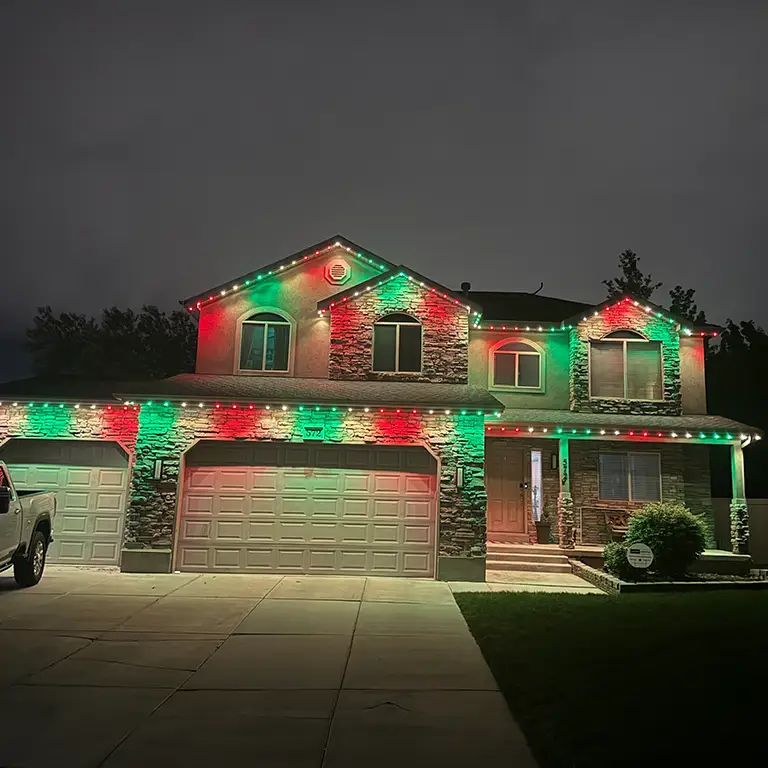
[455,590,768,768]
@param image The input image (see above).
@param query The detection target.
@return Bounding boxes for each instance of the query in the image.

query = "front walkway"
[452,570,605,594]
[0,567,537,768]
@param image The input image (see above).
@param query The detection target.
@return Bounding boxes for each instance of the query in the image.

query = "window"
[492,341,542,389]
[373,313,422,373]
[590,330,662,400]
[599,452,661,502]
[239,312,290,371]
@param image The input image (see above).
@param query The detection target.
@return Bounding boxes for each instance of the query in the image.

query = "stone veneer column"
[729,442,749,554]
[557,437,575,549]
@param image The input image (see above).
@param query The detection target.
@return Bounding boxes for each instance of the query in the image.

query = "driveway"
[0,567,536,768]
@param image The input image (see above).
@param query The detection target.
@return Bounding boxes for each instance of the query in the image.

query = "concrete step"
[487,543,563,554]
[486,560,573,574]
[487,550,570,565]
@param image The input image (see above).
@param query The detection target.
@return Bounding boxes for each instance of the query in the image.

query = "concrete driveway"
[0,567,536,768]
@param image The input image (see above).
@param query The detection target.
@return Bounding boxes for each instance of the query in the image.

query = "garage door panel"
[247,521,276,541]
[219,470,249,491]
[213,549,241,568]
[371,499,400,519]
[217,495,249,514]
[215,520,245,541]
[3,441,129,567]
[340,498,369,518]
[178,444,436,577]
[93,515,122,535]
[404,500,432,519]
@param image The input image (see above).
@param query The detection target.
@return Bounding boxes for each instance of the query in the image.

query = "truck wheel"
[14,530,47,587]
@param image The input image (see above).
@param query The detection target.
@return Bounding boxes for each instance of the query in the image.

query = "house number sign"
[626,543,654,569]
[301,425,325,441]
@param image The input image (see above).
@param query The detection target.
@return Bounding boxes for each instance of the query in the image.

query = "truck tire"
[14,530,48,587]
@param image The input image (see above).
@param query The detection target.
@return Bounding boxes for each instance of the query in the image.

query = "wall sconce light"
[153,459,164,481]
[456,466,464,488]
[550,454,558,471]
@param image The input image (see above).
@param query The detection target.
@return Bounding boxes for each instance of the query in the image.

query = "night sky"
[1,1,765,380]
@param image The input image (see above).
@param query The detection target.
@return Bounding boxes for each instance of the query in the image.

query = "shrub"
[603,541,644,581]
[625,502,707,579]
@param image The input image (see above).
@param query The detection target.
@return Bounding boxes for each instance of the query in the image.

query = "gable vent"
[325,259,351,285]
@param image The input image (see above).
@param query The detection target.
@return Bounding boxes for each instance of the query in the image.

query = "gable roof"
[180,235,397,312]
[562,295,721,336]
[466,291,591,324]
[317,266,483,316]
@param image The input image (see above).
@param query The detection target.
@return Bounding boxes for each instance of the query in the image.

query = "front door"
[486,441,529,542]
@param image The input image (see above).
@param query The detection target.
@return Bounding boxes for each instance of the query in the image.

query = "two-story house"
[0,236,760,580]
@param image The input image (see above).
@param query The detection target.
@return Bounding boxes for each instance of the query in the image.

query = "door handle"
[519,483,529,489]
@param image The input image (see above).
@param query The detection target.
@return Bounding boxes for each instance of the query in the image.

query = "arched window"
[590,330,662,400]
[492,341,542,389]
[239,312,290,371]
[373,313,422,373]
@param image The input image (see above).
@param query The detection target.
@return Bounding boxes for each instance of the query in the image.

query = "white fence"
[713,498,768,566]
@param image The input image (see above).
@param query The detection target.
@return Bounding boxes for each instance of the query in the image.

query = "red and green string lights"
[186,241,389,312]
[472,296,720,337]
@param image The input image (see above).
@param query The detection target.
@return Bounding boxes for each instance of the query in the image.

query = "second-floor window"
[492,341,542,389]
[373,313,422,373]
[240,312,290,372]
[590,330,662,401]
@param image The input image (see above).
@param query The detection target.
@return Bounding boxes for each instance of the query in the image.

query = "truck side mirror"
[0,486,10,514]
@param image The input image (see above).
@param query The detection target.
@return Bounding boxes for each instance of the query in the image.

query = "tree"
[26,306,197,380]
[602,249,663,301]
[669,285,707,324]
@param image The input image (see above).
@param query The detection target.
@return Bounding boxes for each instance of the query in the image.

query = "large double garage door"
[177,441,438,577]
[0,439,130,565]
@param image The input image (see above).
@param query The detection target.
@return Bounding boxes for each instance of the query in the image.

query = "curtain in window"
[590,342,625,398]
[240,324,265,370]
[629,454,661,501]
[626,342,662,400]
[599,453,630,500]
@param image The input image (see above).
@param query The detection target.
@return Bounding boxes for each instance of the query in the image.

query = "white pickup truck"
[0,461,56,586]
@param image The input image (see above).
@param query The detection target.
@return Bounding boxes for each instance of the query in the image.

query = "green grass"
[455,591,768,768]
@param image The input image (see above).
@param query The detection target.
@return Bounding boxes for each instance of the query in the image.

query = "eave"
[316,266,483,317]
[180,236,397,312]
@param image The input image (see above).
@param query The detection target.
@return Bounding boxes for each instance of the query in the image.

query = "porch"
[484,409,760,560]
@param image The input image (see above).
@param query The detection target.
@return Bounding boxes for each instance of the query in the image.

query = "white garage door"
[0,439,130,565]
[178,441,438,577]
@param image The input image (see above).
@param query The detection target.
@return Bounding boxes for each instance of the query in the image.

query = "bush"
[625,502,706,579]
[603,541,644,581]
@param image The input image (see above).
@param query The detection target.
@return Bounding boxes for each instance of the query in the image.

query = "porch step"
[486,550,570,565]
[486,559,573,574]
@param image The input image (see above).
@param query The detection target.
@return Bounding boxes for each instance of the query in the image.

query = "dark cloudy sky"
[1,0,766,379]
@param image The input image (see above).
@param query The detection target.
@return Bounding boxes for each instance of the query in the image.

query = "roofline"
[316,265,483,316]
[179,235,398,310]
[563,294,722,335]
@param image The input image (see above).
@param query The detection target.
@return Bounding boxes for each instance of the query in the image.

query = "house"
[0,236,760,580]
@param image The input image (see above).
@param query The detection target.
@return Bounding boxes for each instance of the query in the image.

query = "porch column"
[557,437,575,549]
[729,443,749,554]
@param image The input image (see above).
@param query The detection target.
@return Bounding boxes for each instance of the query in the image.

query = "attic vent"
[325,259,351,285]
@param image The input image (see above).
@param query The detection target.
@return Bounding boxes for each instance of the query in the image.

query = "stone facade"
[328,274,469,383]
[569,302,682,415]
[127,405,486,559]
[568,440,715,546]
[0,405,138,454]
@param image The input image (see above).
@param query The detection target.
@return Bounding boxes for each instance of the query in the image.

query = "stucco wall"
[328,275,470,383]
[127,405,487,559]
[569,302,682,415]
[468,330,571,409]
[679,337,707,414]
[195,246,382,377]
[569,440,714,546]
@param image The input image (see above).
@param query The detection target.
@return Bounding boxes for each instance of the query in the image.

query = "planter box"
[570,560,768,595]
